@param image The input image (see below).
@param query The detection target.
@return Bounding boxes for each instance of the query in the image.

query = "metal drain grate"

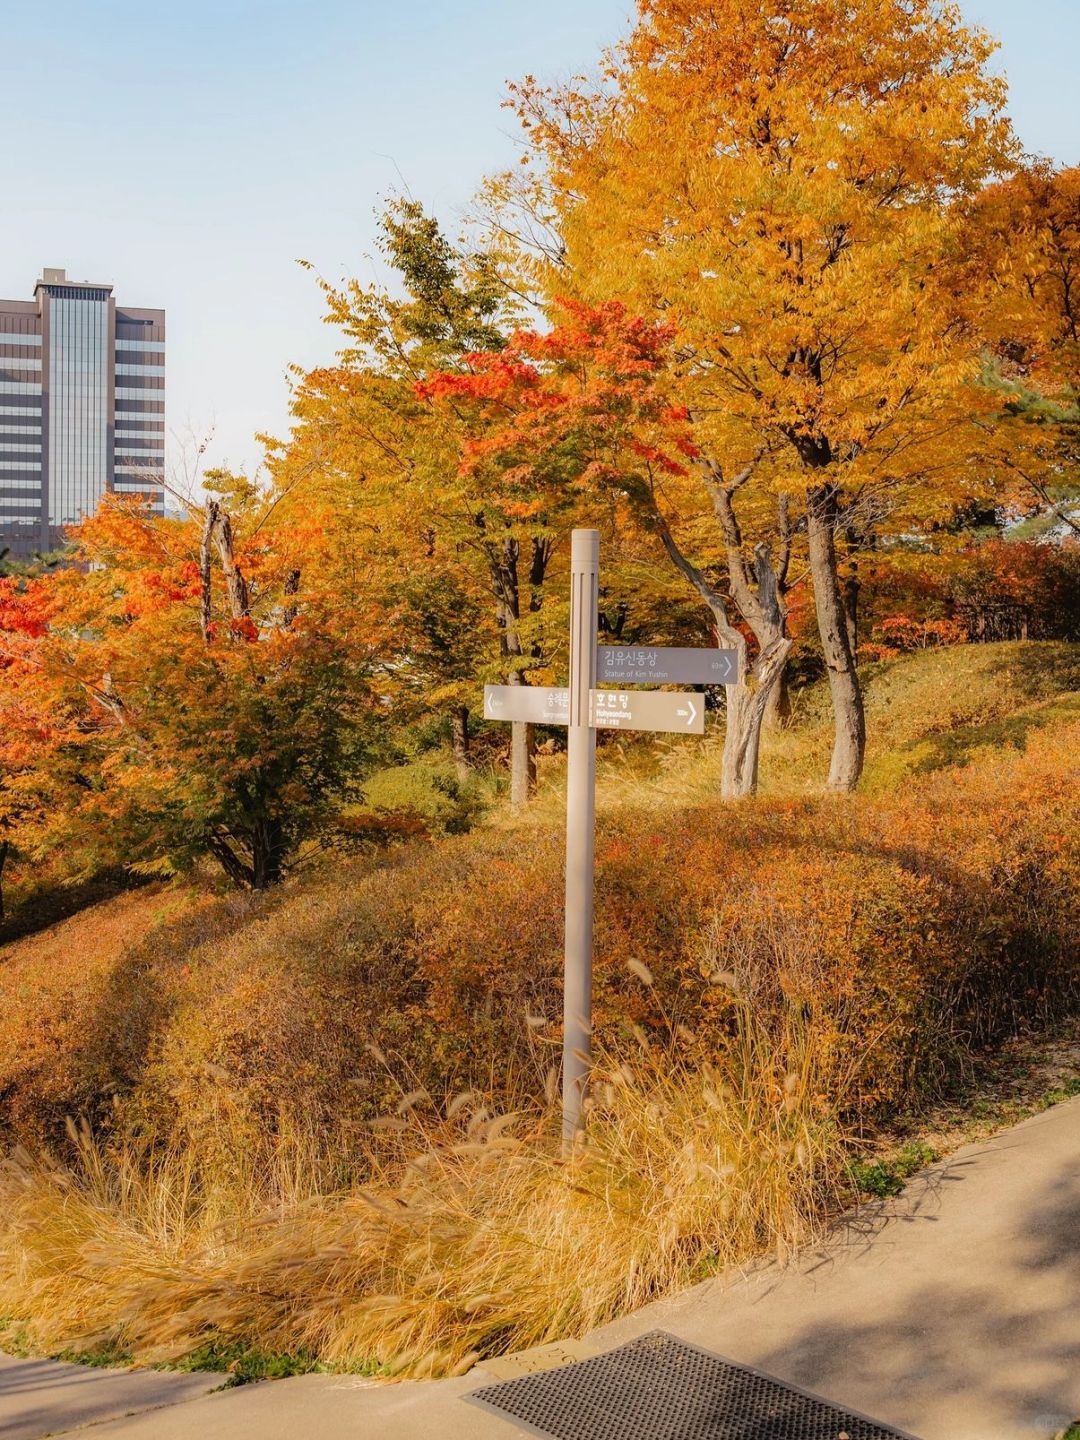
[466,1330,919,1440]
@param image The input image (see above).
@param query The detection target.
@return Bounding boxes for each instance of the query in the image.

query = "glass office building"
[0,269,165,559]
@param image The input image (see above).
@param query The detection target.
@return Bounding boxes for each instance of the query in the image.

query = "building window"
[47,293,110,528]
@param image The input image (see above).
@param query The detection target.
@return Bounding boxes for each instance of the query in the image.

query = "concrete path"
[0,1354,221,1439]
[4,1094,1079,1440]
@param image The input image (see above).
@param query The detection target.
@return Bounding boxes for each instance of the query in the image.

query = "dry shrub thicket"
[0,646,1077,1374]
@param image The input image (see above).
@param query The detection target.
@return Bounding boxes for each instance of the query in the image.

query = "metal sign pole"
[482,532,718,1149]
[563,528,599,1152]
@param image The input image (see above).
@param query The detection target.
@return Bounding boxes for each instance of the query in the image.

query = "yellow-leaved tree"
[269,202,584,809]
[965,162,1080,539]
[506,0,1016,789]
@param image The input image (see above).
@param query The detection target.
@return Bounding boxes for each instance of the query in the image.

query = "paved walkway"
[0,1355,220,1440]
[3,1095,1079,1440]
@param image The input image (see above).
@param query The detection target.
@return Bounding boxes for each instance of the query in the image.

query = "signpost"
[598,645,738,687]
[483,530,732,1150]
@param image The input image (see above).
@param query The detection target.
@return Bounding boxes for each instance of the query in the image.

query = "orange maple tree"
[0,490,379,892]
[0,573,71,919]
[966,162,1080,538]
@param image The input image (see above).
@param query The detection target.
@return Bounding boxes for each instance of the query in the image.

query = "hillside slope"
[0,641,1078,1375]
[2,641,1077,1150]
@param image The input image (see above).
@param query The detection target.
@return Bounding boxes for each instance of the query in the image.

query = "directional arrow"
[683,698,698,728]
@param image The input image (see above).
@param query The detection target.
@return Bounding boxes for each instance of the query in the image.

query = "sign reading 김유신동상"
[597,644,737,686]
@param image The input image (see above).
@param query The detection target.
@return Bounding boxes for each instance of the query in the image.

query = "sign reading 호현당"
[597,645,738,686]
[484,685,570,726]
[483,683,706,734]
[589,688,705,734]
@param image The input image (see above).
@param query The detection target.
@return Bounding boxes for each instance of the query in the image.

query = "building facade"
[0,268,165,560]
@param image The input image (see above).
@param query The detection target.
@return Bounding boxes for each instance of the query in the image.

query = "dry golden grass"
[0,990,840,1377]
[1,642,1077,1376]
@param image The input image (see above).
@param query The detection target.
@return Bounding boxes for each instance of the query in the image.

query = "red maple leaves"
[419,299,698,494]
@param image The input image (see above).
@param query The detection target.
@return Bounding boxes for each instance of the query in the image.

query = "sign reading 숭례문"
[484,685,570,726]
[598,645,738,686]
[590,688,705,735]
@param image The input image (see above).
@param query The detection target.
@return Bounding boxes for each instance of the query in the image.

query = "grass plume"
[0,996,840,1378]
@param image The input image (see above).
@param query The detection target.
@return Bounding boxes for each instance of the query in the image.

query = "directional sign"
[590,688,705,735]
[484,684,570,726]
[482,535,715,1150]
[598,645,738,686]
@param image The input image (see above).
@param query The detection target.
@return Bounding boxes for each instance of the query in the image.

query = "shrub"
[1,712,1077,1156]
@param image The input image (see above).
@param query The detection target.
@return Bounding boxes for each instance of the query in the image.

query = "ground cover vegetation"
[1,644,1077,1375]
[1,0,1079,1384]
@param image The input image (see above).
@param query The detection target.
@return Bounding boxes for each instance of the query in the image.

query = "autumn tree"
[1,492,377,891]
[507,0,1016,789]
[383,563,490,780]
[0,572,67,920]
[968,162,1080,540]
[422,298,795,797]
[273,201,585,808]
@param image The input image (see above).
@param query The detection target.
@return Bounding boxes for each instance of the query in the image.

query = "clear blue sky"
[1,0,1075,483]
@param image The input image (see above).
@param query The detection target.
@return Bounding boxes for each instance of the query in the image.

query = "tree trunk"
[807,485,865,792]
[843,569,860,659]
[0,838,8,924]
[282,568,301,628]
[653,506,791,800]
[199,510,214,642]
[763,662,792,730]
[201,500,252,639]
[207,830,256,889]
[489,533,540,811]
[251,815,284,889]
[721,638,792,796]
[450,705,471,782]
[212,506,250,620]
[510,720,536,811]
